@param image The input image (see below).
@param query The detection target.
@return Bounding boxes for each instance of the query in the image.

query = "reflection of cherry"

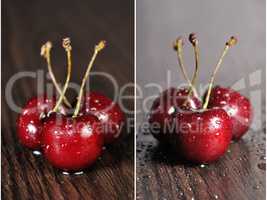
[42,40,106,171]
[172,36,237,163]
[80,91,125,144]
[207,86,253,140]
[149,34,202,142]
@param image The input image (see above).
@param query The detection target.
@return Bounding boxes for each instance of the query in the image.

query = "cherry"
[16,41,71,150]
[80,91,125,144]
[149,34,202,141]
[42,40,106,171]
[41,40,125,145]
[16,95,65,149]
[171,36,238,163]
[207,86,253,140]
[149,87,201,141]
[172,108,232,163]
[42,113,103,171]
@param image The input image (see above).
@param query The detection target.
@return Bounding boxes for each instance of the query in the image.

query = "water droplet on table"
[257,163,266,171]
[253,185,260,190]
[200,164,205,168]
[62,171,70,175]
[74,171,84,175]
[32,150,42,156]
[260,155,266,160]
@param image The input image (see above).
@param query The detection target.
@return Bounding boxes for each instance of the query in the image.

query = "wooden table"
[2,0,134,199]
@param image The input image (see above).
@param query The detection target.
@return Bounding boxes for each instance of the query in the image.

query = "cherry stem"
[174,37,199,98]
[182,33,200,107]
[203,36,237,109]
[72,40,106,118]
[52,38,72,112]
[188,33,200,97]
[41,42,72,108]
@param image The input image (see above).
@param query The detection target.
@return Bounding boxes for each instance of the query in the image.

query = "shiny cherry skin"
[207,86,253,140]
[149,87,202,142]
[79,91,125,144]
[172,108,232,163]
[16,95,66,149]
[42,113,104,171]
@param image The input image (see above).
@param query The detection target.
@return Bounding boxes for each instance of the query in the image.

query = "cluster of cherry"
[17,39,124,172]
[149,33,253,163]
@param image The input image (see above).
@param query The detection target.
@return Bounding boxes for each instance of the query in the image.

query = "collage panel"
[2,0,134,199]
[136,0,265,199]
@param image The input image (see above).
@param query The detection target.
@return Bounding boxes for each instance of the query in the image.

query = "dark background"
[136,0,266,199]
[2,0,134,199]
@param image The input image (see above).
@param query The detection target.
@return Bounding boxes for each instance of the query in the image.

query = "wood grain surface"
[2,0,134,199]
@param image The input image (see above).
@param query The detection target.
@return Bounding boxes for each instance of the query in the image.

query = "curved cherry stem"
[203,36,237,109]
[174,37,199,98]
[182,33,200,107]
[72,40,106,118]
[52,38,72,112]
[188,33,200,97]
[41,42,72,108]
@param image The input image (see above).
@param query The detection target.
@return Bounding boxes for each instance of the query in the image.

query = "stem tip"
[189,33,198,46]
[226,36,237,47]
[95,40,106,52]
[173,36,184,51]
[40,41,52,57]
[62,38,72,51]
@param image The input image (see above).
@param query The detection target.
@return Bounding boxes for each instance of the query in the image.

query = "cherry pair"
[149,33,253,163]
[17,39,124,171]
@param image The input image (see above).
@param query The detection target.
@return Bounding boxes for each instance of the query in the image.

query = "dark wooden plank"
[2,0,134,199]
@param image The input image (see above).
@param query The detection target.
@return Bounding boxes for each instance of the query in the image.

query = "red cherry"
[17,38,72,150]
[150,34,203,142]
[16,95,66,149]
[42,113,103,171]
[80,91,125,144]
[207,86,253,140]
[154,35,238,163]
[41,40,106,171]
[149,87,202,141]
[165,35,238,163]
[172,108,232,163]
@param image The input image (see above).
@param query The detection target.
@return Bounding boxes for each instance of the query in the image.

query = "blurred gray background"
[136,0,265,126]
